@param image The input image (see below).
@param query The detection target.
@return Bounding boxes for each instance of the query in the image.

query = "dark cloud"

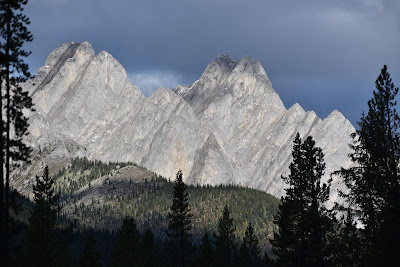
[24,0,400,126]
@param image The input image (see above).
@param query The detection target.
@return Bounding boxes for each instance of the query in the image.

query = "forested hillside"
[39,157,279,246]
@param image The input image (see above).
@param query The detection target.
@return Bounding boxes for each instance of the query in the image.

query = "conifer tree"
[272,133,332,266]
[22,166,61,266]
[0,1,34,265]
[214,205,236,266]
[110,217,141,266]
[240,222,260,266]
[78,233,102,267]
[330,207,362,266]
[334,65,400,265]
[166,170,193,267]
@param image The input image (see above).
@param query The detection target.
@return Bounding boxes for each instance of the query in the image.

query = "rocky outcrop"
[13,42,354,206]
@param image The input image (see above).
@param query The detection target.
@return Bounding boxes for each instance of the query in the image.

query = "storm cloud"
[25,0,400,125]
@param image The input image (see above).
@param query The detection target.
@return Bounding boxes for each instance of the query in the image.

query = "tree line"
[271,65,400,266]
[2,0,400,266]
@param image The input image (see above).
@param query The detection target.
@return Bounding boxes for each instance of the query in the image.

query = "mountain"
[12,41,354,206]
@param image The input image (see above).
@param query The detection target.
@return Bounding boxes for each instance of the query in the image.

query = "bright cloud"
[128,71,184,97]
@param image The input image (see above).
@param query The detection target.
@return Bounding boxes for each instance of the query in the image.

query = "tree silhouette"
[240,222,260,266]
[110,217,141,266]
[330,207,362,266]
[214,205,236,266]
[166,170,192,266]
[0,0,34,265]
[272,133,332,266]
[334,65,400,265]
[22,166,61,266]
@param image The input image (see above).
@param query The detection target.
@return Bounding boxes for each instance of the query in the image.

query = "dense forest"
[52,157,279,241]
[9,157,280,265]
[1,1,400,266]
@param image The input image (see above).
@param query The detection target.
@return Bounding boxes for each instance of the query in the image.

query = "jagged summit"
[211,54,238,70]
[13,41,354,207]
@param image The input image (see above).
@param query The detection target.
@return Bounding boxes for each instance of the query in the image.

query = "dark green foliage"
[197,232,214,266]
[239,222,260,266]
[78,233,102,267]
[214,205,236,266]
[334,65,400,265]
[330,208,362,266]
[272,133,332,266]
[32,166,59,206]
[110,217,141,266]
[22,166,63,266]
[0,0,34,265]
[53,158,280,250]
[167,170,193,266]
[10,162,280,266]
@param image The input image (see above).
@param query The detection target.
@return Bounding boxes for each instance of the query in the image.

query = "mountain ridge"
[12,41,354,207]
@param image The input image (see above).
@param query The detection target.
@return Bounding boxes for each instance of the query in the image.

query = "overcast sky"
[24,0,400,126]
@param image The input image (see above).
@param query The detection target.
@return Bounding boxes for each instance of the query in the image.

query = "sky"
[24,0,400,126]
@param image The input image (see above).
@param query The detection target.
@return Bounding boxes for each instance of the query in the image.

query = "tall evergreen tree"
[214,205,236,266]
[22,166,61,266]
[0,1,33,265]
[334,65,400,265]
[330,207,362,267]
[272,133,332,266]
[166,170,193,267]
[110,217,141,266]
[239,222,260,266]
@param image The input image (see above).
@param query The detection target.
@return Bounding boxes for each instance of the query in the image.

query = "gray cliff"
[13,42,354,206]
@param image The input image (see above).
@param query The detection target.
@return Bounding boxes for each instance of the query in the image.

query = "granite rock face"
[13,42,354,206]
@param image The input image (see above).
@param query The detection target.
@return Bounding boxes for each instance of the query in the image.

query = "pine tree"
[22,166,61,266]
[0,1,34,265]
[272,133,332,266]
[240,222,260,266]
[214,205,236,266]
[78,233,102,267]
[166,170,193,267]
[334,65,400,265]
[330,207,362,266]
[110,217,141,266]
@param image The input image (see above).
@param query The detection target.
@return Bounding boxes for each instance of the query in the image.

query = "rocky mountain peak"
[13,41,354,208]
[209,54,238,70]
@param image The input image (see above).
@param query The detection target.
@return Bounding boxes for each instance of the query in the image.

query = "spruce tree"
[330,207,362,266]
[0,1,34,265]
[240,222,260,266]
[272,133,332,266]
[166,170,193,267]
[214,205,236,266]
[110,217,141,266]
[334,65,400,265]
[22,166,61,266]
